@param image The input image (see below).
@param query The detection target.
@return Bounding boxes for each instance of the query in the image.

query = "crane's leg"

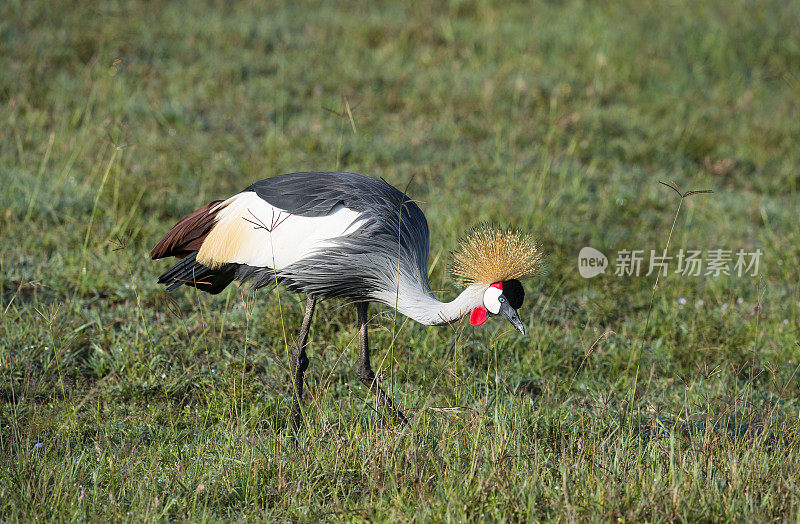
[290,295,316,430]
[356,302,410,427]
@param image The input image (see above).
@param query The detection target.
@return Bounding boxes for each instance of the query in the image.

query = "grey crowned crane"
[151,171,541,427]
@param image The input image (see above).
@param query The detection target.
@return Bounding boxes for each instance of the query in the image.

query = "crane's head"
[469,279,526,334]
[451,225,541,335]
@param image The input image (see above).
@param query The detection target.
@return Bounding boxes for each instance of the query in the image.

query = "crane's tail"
[151,200,237,294]
[156,252,236,295]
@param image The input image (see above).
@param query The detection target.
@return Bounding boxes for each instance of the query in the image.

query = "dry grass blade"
[684,189,714,197]
[658,180,683,197]
[659,180,713,198]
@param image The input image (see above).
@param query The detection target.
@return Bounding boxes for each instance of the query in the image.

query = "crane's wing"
[196,191,366,269]
[152,172,431,299]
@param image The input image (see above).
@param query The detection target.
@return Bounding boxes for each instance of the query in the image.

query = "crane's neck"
[375,283,486,326]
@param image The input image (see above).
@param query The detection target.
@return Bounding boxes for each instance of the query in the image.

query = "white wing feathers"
[196,192,365,269]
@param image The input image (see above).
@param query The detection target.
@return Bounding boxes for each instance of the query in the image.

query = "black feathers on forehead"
[502,279,524,309]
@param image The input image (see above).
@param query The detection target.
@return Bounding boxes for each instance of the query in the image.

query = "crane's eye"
[499,297,505,303]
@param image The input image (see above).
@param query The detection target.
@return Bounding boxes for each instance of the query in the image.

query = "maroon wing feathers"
[150,200,224,260]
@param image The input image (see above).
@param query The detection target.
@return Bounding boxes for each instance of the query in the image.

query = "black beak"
[499,301,525,335]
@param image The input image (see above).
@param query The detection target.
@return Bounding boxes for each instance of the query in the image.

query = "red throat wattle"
[469,282,503,326]
[469,306,488,326]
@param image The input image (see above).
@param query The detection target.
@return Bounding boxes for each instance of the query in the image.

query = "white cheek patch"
[483,286,502,314]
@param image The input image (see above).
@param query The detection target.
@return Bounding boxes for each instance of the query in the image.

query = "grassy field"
[2,0,800,520]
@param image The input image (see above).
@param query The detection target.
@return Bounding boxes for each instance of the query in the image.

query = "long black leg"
[356,302,410,427]
[291,295,316,429]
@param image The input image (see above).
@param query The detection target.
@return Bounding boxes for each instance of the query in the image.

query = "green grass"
[2,0,800,520]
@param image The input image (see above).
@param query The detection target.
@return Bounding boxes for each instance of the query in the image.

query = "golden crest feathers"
[450,224,541,285]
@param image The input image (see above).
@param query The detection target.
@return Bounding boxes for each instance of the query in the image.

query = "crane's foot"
[355,302,409,428]
[289,295,316,432]
[358,372,410,427]
[290,350,309,431]
[290,398,303,431]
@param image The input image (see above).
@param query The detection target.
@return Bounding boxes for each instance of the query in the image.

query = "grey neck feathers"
[374,284,486,326]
